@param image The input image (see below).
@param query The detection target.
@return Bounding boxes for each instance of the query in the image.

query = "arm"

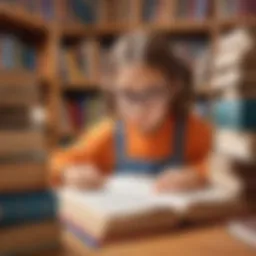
[50,119,114,187]
[155,115,213,192]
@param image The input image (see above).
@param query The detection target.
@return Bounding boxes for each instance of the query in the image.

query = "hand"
[155,168,205,193]
[63,165,106,190]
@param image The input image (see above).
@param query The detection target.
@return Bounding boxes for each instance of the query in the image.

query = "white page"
[59,174,237,219]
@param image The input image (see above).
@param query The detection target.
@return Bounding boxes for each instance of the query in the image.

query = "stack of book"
[60,40,99,84]
[0,34,36,71]
[0,81,60,255]
[218,0,256,18]
[210,28,256,210]
[60,175,241,249]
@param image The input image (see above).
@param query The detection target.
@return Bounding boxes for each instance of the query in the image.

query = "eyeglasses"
[115,86,170,105]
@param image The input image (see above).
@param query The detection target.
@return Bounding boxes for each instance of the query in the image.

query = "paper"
[59,174,237,219]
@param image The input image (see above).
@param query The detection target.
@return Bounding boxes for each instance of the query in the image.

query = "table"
[42,225,255,256]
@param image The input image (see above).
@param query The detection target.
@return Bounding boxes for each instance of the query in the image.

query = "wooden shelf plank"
[0,5,48,35]
[61,79,99,91]
[62,20,213,39]
[218,16,256,30]
[0,69,38,85]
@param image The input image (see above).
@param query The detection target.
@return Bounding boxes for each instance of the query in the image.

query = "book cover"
[0,162,49,192]
[0,221,60,255]
[0,191,57,226]
[213,99,256,130]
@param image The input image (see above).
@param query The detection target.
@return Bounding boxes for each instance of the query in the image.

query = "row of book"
[0,0,56,21]
[60,95,105,137]
[218,0,256,17]
[0,34,36,71]
[0,82,60,255]
[209,29,256,210]
[60,37,208,87]
[143,0,210,22]
[59,40,99,84]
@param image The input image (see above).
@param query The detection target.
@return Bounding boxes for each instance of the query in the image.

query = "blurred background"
[0,0,255,255]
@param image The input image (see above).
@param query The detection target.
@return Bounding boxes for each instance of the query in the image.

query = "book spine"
[213,99,256,130]
[71,0,96,24]
[195,0,208,19]
[0,192,57,226]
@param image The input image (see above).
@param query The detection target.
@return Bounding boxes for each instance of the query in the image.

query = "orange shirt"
[51,114,212,183]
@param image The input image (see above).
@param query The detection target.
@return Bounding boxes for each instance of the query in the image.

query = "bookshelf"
[0,0,255,147]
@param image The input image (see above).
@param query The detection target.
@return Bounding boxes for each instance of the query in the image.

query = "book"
[211,70,256,89]
[0,105,45,130]
[0,130,46,157]
[212,99,256,130]
[213,48,256,72]
[61,95,104,136]
[0,191,57,226]
[214,129,256,161]
[0,162,49,192]
[0,34,37,71]
[59,175,240,246]
[69,0,97,25]
[0,221,60,255]
[218,0,256,17]
[209,154,256,195]
[174,0,209,19]
[228,217,256,248]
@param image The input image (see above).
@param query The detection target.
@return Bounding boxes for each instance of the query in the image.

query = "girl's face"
[115,65,176,132]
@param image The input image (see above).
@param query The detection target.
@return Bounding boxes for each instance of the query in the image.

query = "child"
[52,31,212,192]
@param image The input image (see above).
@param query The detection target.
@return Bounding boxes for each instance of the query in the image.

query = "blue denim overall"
[115,118,187,175]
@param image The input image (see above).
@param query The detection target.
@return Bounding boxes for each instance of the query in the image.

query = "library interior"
[0,0,256,255]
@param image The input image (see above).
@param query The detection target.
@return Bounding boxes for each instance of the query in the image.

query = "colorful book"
[214,129,256,162]
[0,130,46,157]
[213,99,256,130]
[0,162,49,192]
[0,191,57,226]
[0,221,60,255]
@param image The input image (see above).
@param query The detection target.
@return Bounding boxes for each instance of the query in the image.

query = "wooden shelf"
[62,20,212,39]
[0,69,39,85]
[62,23,134,39]
[0,5,48,36]
[62,79,99,91]
[218,16,256,30]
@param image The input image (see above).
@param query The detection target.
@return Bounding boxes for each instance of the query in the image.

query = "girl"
[52,31,212,192]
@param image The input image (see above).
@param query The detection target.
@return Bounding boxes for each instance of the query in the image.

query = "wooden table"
[41,225,255,256]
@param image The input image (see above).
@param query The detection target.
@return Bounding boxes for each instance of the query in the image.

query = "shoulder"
[187,113,212,137]
[186,113,213,158]
[75,118,115,148]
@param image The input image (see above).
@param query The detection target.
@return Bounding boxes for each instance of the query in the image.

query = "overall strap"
[114,120,126,168]
[169,116,187,165]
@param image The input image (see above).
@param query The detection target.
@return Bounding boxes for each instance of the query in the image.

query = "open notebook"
[59,175,241,245]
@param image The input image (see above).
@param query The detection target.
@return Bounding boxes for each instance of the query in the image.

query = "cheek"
[146,103,168,123]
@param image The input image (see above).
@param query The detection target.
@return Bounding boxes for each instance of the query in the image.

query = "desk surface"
[42,225,255,256]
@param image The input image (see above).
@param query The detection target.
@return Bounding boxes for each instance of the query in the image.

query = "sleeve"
[186,115,213,179]
[50,119,114,185]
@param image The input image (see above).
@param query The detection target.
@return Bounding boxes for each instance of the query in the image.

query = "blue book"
[23,46,36,70]
[71,0,96,24]
[0,191,57,227]
[213,99,256,131]
[195,0,208,19]
[143,0,157,21]
[2,35,16,69]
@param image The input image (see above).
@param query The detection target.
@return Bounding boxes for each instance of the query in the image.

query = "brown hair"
[101,30,193,117]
